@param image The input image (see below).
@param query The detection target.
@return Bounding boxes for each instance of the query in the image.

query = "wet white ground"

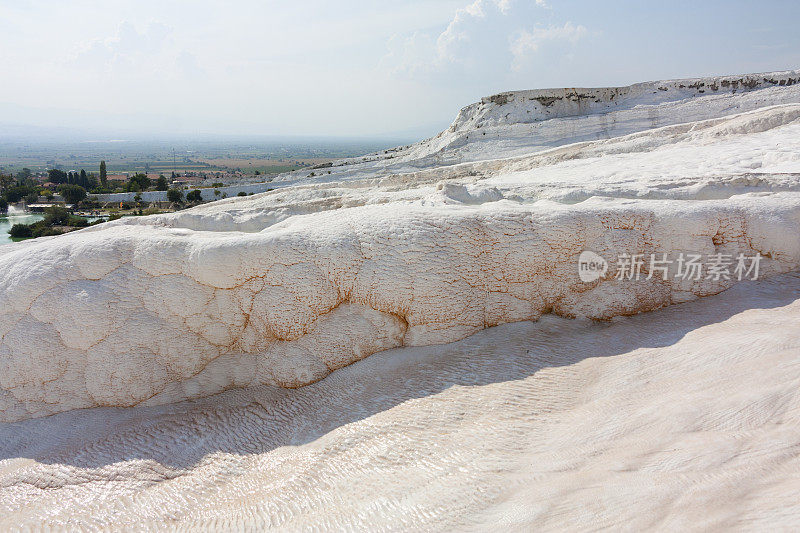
[2,272,799,530]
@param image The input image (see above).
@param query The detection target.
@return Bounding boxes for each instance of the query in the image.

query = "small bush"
[186,190,203,203]
[9,224,32,238]
[167,189,183,203]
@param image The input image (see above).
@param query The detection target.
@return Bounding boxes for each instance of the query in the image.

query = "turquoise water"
[0,210,108,245]
[0,212,44,245]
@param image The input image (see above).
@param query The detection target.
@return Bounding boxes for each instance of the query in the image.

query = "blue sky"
[1,0,798,139]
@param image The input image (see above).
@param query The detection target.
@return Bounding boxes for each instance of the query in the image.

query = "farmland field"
[0,138,405,178]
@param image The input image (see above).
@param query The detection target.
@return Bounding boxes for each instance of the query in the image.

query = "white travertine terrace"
[1,73,800,423]
[2,70,800,530]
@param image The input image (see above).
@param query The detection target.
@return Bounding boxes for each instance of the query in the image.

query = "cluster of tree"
[47,169,98,190]
[0,169,91,212]
[8,206,91,239]
[2,160,202,219]
[164,188,204,205]
[0,169,39,210]
[167,188,184,203]
[125,173,169,193]
[59,184,88,204]
[186,190,203,203]
[43,164,173,203]
[126,173,150,192]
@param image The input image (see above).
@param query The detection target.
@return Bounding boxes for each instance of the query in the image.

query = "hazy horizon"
[2,0,799,140]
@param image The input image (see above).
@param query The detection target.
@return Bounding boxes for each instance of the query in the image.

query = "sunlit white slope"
[112,103,800,233]
[1,273,799,529]
[1,102,800,421]
[2,70,800,529]
[270,70,800,183]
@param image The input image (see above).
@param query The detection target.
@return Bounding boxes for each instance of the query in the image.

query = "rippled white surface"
[1,273,798,529]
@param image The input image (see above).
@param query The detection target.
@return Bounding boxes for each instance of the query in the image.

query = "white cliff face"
[273,69,800,179]
[446,71,800,134]
[2,75,800,422]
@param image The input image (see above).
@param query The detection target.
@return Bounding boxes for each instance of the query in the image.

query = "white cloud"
[382,0,585,77]
[0,0,602,137]
[73,21,172,71]
[436,0,507,63]
[510,22,587,71]
[175,51,206,80]
[70,21,208,82]
[381,32,439,75]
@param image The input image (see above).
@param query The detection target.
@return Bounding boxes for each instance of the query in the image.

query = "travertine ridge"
[1,74,800,423]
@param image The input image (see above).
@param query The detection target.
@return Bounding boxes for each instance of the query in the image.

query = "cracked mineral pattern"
[1,71,800,529]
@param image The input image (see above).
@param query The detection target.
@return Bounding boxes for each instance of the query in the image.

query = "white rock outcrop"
[2,73,800,422]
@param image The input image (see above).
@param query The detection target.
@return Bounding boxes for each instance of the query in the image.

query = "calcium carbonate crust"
[2,71,800,422]
[1,192,799,422]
